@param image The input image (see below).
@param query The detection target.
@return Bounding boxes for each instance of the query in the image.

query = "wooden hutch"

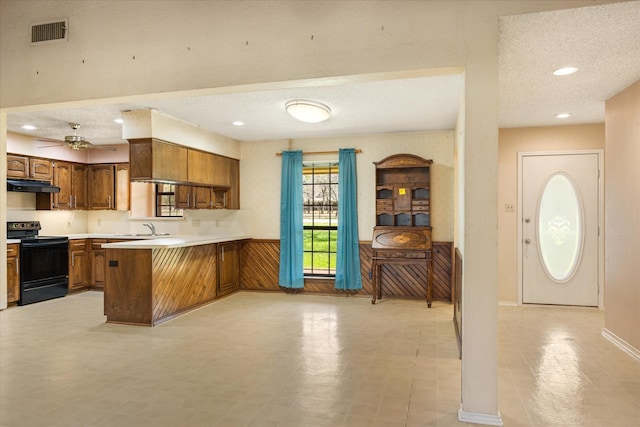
[371,154,433,307]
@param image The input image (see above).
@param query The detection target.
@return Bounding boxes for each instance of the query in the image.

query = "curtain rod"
[275,149,362,157]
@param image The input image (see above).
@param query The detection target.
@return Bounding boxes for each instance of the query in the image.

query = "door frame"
[517,149,605,308]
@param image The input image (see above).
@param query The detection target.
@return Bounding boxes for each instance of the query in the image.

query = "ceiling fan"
[38,123,117,151]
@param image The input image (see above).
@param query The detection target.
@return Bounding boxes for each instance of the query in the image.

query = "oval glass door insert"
[537,173,584,282]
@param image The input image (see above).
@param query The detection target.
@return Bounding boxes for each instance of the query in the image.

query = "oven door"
[20,239,69,284]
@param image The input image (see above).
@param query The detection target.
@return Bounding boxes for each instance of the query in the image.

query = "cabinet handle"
[221,246,225,262]
[108,195,112,209]
[71,253,75,267]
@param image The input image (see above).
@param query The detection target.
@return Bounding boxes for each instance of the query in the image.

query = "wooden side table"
[371,226,433,307]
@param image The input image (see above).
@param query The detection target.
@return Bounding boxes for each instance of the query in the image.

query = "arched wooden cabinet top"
[373,153,433,169]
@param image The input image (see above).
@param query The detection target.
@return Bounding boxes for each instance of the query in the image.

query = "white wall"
[604,80,640,355]
[241,131,454,241]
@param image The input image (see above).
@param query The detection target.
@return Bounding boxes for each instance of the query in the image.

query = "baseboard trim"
[602,328,640,361]
[458,405,504,426]
[498,300,518,307]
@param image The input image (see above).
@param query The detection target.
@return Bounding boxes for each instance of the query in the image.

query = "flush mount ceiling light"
[21,124,37,130]
[553,67,579,76]
[232,120,245,126]
[555,113,572,119]
[285,99,331,123]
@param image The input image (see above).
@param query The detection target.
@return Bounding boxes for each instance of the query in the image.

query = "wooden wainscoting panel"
[240,239,451,300]
[151,245,217,324]
[433,241,453,301]
[240,240,280,291]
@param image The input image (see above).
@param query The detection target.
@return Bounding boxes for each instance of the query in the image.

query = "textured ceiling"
[6,2,640,146]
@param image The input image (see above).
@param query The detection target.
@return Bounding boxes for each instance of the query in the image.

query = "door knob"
[524,238,531,244]
[525,218,531,223]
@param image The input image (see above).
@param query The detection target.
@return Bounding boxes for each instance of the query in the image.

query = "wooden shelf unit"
[374,154,432,227]
[372,154,434,307]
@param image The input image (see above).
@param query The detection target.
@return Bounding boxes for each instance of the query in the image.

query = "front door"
[521,152,600,306]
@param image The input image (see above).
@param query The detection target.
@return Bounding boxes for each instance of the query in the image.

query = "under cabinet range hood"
[7,179,60,193]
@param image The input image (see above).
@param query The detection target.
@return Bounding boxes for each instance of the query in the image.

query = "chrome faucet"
[142,222,156,235]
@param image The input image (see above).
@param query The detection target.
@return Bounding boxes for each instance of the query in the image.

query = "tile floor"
[0,291,638,427]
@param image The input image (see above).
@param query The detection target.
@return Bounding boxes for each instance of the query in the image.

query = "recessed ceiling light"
[285,99,331,123]
[114,118,124,124]
[555,113,572,119]
[232,120,245,126]
[553,67,578,76]
[21,124,37,130]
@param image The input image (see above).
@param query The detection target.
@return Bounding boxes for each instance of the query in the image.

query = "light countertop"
[101,234,251,249]
[7,239,20,244]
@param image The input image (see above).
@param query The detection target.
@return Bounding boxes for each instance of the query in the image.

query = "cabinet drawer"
[7,244,19,257]
[412,205,430,212]
[69,239,87,251]
[376,200,393,211]
[412,200,429,206]
[374,250,427,259]
[91,239,108,250]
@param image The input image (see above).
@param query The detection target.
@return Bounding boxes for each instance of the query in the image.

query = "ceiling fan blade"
[37,143,65,149]
[83,141,117,151]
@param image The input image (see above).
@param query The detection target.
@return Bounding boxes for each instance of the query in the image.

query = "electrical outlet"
[192,219,201,227]
[505,203,515,212]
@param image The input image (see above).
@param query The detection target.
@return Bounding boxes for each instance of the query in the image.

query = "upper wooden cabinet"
[7,155,53,181]
[129,138,188,183]
[374,154,432,227]
[88,163,129,210]
[129,138,235,188]
[38,161,88,210]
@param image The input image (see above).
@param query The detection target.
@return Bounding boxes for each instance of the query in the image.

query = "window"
[155,184,183,217]
[303,162,338,276]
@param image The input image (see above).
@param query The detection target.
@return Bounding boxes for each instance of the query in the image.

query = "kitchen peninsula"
[102,235,249,326]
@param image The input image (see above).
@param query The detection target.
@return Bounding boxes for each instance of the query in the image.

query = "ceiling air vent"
[31,19,68,45]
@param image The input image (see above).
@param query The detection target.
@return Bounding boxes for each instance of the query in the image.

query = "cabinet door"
[175,185,192,209]
[6,244,20,304]
[192,186,212,209]
[89,165,115,210]
[115,163,130,211]
[228,158,240,209]
[212,154,231,187]
[91,240,107,289]
[7,155,29,179]
[52,161,72,209]
[218,241,239,296]
[69,240,88,290]
[71,163,89,209]
[30,158,53,181]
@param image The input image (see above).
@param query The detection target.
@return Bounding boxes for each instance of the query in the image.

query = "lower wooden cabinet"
[218,241,239,296]
[69,239,89,291]
[91,239,107,289]
[6,244,20,304]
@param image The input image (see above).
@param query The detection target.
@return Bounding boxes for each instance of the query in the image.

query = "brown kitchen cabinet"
[7,155,53,181]
[174,185,193,209]
[38,161,88,210]
[69,239,88,291]
[192,186,213,209]
[6,244,20,304]
[90,239,107,289]
[129,138,189,183]
[89,164,115,210]
[217,241,240,296]
[227,158,240,209]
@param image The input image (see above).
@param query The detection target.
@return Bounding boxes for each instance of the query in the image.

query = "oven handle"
[21,240,68,249]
